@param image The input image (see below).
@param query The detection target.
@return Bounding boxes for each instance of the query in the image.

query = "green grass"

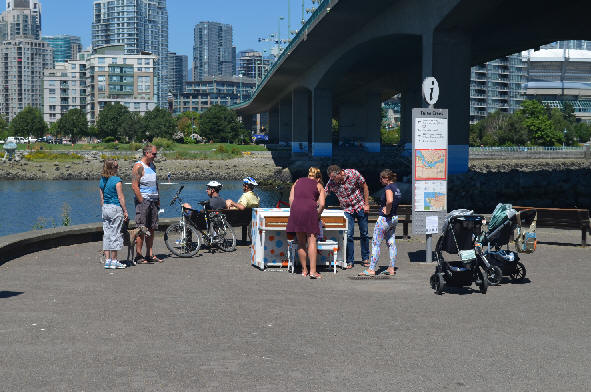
[24,151,83,161]
[17,142,266,152]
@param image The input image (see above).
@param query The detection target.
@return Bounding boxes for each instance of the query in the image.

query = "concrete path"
[0,227,589,391]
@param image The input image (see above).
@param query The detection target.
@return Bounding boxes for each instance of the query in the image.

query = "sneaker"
[104,260,111,269]
[110,260,126,269]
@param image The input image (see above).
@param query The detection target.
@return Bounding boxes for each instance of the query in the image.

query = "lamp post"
[239,74,243,102]
[563,128,567,148]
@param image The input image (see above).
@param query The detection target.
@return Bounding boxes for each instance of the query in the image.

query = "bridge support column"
[268,106,279,144]
[292,88,311,155]
[279,96,292,145]
[431,31,471,174]
[361,93,381,152]
[312,88,332,157]
[400,87,422,147]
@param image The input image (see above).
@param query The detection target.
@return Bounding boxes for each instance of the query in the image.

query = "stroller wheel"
[434,273,445,295]
[510,261,527,282]
[487,265,503,285]
[477,267,488,294]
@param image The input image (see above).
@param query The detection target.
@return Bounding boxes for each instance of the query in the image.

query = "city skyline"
[0,0,316,59]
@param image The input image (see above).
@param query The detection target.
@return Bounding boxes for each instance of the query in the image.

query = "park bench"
[328,204,412,239]
[514,206,591,246]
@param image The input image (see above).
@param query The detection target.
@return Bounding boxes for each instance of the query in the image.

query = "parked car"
[251,134,269,144]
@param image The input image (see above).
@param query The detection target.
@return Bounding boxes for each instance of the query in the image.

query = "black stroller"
[479,207,537,283]
[430,211,489,295]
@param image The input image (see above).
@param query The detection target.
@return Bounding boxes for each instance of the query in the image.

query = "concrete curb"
[0,218,177,265]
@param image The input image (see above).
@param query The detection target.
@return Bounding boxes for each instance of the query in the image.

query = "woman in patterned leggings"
[359,169,401,276]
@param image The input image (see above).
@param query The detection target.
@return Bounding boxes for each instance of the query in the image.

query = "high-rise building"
[168,52,188,96]
[43,59,87,124]
[42,35,82,64]
[0,0,52,120]
[469,53,527,123]
[84,45,157,124]
[92,0,168,108]
[237,50,271,82]
[192,21,233,80]
[0,0,41,40]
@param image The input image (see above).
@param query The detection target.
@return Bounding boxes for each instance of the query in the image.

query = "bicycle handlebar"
[169,185,185,206]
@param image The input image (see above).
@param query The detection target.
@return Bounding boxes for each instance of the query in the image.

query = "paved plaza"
[1,226,590,391]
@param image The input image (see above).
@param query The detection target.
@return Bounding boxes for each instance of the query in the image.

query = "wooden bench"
[514,206,591,246]
[327,204,412,239]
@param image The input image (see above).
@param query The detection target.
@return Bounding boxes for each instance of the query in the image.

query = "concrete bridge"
[235,0,591,173]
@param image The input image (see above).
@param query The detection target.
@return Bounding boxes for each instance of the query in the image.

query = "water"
[0,180,281,237]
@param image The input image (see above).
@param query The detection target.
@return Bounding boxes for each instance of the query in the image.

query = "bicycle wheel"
[214,219,236,252]
[164,222,201,257]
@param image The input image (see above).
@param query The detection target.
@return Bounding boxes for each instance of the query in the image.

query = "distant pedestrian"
[131,144,161,263]
[99,159,129,269]
[325,164,370,268]
[358,169,401,277]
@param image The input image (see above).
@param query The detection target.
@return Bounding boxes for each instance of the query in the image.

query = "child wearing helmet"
[226,177,260,210]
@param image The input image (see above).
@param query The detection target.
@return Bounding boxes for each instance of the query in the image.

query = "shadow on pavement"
[407,250,437,263]
[0,291,24,299]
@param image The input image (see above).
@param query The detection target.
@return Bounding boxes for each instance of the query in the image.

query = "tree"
[199,104,247,143]
[0,116,9,141]
[120,112,145,142]
[56,108,88,142]
[8,106,48,138]
[143,107,176,140]
[518,100,561,146]
[176,111,200,138]
[96,103,130,140]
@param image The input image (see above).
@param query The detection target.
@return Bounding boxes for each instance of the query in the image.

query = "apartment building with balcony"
[175,76,255,114]
[469,54,527,123]
[43,60,87,124]
[0,0,52,120]
[42,35,82,65]
[85,45,156,123]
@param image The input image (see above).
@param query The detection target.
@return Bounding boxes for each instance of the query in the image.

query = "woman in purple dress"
[287,167,326,279]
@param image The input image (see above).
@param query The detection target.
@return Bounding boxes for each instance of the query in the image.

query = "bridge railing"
[231,0,331,110]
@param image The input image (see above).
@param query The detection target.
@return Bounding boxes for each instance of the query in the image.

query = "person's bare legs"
[308,233,320,278]
[296,232,308,276]
[104,250,112,260]
[146,228,155,258]
[135,233,145,258]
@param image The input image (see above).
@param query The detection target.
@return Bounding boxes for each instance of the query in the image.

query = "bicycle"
[164,186,236,257]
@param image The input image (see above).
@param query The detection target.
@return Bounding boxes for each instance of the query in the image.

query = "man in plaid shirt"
[325,165,370,268]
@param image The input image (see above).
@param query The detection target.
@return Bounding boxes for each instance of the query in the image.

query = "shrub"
[152,137,174,150]
[129,142,142,151]
[103,136,116,143]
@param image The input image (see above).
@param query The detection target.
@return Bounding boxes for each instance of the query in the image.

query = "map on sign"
[415,149,447,180]
[415,180,447,212]
[423,191,447,211]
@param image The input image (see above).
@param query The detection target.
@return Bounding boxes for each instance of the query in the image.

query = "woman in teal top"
[99,159,129,269]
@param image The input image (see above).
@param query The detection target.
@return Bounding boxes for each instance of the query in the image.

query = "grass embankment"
[23,151,83,162]
[18,142,266,160]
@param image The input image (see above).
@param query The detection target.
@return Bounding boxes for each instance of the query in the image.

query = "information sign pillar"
[412,77,448,262]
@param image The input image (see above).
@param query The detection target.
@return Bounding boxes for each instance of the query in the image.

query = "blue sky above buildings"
[0,0,317,57]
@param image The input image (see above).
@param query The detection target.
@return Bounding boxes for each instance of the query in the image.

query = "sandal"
[148,255,163,263]
[362,260,370,268]
[380,270,396,276]
[345,264,354,269]
[134,254,148,264]
[358,269,376,277]
[301,271,309,277]
[309,273,322,279]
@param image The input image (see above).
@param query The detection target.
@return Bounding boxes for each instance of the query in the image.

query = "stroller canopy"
[487,203,516,233]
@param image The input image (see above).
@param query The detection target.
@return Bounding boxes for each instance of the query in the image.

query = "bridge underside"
[236,0,591,173]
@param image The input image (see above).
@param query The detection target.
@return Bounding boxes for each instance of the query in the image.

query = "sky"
[0,0,319,59]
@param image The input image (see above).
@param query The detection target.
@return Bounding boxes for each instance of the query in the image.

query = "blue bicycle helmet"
[243,177,258,187]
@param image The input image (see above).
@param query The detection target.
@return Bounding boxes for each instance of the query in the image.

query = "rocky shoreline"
[2,150,590,211]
